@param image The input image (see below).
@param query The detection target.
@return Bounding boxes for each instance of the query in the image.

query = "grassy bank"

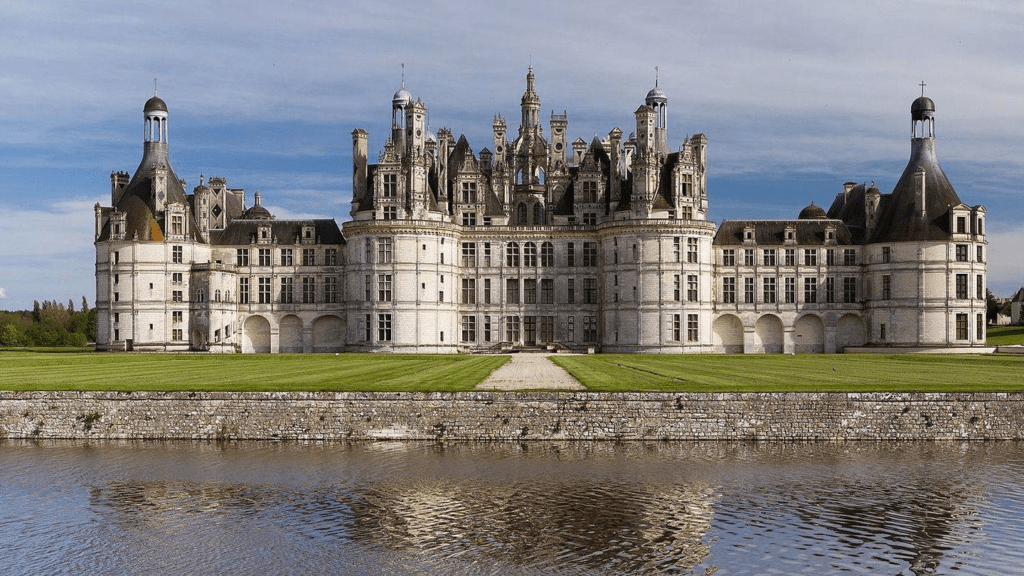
[0,351,507,392]
[549,353,1024,392]
[987,325,1024,346]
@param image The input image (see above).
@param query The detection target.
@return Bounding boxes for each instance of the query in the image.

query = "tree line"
[0,297,96,347]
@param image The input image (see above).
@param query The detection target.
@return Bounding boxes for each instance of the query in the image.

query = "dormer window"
[743,225,756,245]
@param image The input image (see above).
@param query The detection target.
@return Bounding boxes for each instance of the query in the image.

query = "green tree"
[1,323,24,347]
[987,289,1000,324]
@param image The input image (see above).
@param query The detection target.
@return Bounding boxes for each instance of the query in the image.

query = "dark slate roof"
[552,177,576,216]
[714,220,855,246]
[868,138,963,243]
[98,143,203,243]
[798,202,828,220]
[209,219,345,246]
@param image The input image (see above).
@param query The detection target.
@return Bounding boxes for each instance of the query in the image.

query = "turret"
[351,129,368,215]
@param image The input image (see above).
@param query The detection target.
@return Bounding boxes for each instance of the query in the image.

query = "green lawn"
[0,351,508,392]
[549,353,1024,392]
[987,325,1024,346]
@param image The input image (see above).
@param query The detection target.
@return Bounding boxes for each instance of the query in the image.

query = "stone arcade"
[94,71,987,353]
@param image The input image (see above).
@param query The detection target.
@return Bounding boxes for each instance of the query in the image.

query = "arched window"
[533,203,544,225]
[516,203,527,225]
[523,242,537,267]
[196,289,205,303]
[214,289,221,302]
[540,242,554,267]
[506,242,520,267]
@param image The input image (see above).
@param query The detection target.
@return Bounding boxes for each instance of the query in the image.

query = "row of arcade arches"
[712,313,866,354]
[241,314,345,353]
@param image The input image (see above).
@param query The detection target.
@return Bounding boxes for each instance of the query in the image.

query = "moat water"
[2,440,1023,575]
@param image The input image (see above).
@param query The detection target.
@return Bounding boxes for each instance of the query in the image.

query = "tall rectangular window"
[567,316,575,342]
[583,317,597,342]
[977,245,984,263]
[170,214,183,236]
[506,316,520,342]
[826,277,836,303]
[977,275,984,300]
[785,277,795,303]
[722,249,735,266]
[382,174,397,197]
[673,274,681,302]
[302,277,315,303]
[302,249,316,266]
[842,277,857,303]
[978,314,984,342]
[722,277,736,304]
[687,238,698,263]
[804,249,818,266]
[461,181,477,204]
[843,249,857,265]
[583,242,598,267]
[826,249,836,266]
[567,278,575,303]
[803,277,817,303]
[744,277,755,303]
[483,242,491,267]
[673,237,681,262]
[763,277,777,304]
[281,248,293,266]
[956,244,968,262]
[484,316,491,342]
[364,275,372,301]
[258,248,272,266]
[378,313,392,341]
[541,279,553,304]
[280,277,293,303]
[462,278,476,304]
[461,242,476,267]
[581,181,598,203]
[378,274,392,302]
[364,239,373,263]
[687,274,698,302]
[956,313,968,340]
[672,314,681,341]
[687,314,699,342]
[324,276,337,303]
[461,315,476,342]
[956,274,968,299]
[258,277,271,304]
[172,245,183,264]
[506,278,520,304]
[882,275,891,300]
[583,278,597,304]
[882,246,891,263]
[784,249,796,266]
[324,248,338,266]
[484,278,491,304]
[239,277,249,304]
[378,237,393,263]
[763,249,776,266]
[744,249,755,266]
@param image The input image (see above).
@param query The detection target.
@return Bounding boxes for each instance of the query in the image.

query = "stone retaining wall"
[3,391,1024,441]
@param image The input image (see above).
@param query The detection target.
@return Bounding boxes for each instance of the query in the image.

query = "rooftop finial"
[401,63,405,87]
[153,77,158,97]
[655,66,659,88]
[919,80,926,96]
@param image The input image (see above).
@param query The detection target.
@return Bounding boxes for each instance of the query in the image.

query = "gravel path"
[476,353,586,390]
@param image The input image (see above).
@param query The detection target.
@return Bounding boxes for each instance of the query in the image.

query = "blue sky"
[1,0,1022,311]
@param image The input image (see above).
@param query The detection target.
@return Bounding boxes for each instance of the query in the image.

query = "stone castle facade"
[94,70,988,353]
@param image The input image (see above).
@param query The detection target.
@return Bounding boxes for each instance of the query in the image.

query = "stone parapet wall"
[2,391,1023,441]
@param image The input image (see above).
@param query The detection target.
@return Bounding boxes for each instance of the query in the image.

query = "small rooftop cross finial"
[919,80,926,96]
[153,78,158,96]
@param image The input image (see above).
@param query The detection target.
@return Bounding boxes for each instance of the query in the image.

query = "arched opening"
[836,314,866,351]
[516,203,527,225]
[190,329,207,351]
[712,314,743,353]
[533,203,544,224]
[312,315,345,352]
[754,314,784,354]
[242,315,271,353]
[794,314,825,353]
[279,315,303,353]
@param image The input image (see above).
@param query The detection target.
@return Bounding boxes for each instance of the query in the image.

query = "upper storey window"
[382,173,397,198]
[680,173,693,197]
[170,214,184,237]
[461,182,477,204]
[581,181,598,203]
